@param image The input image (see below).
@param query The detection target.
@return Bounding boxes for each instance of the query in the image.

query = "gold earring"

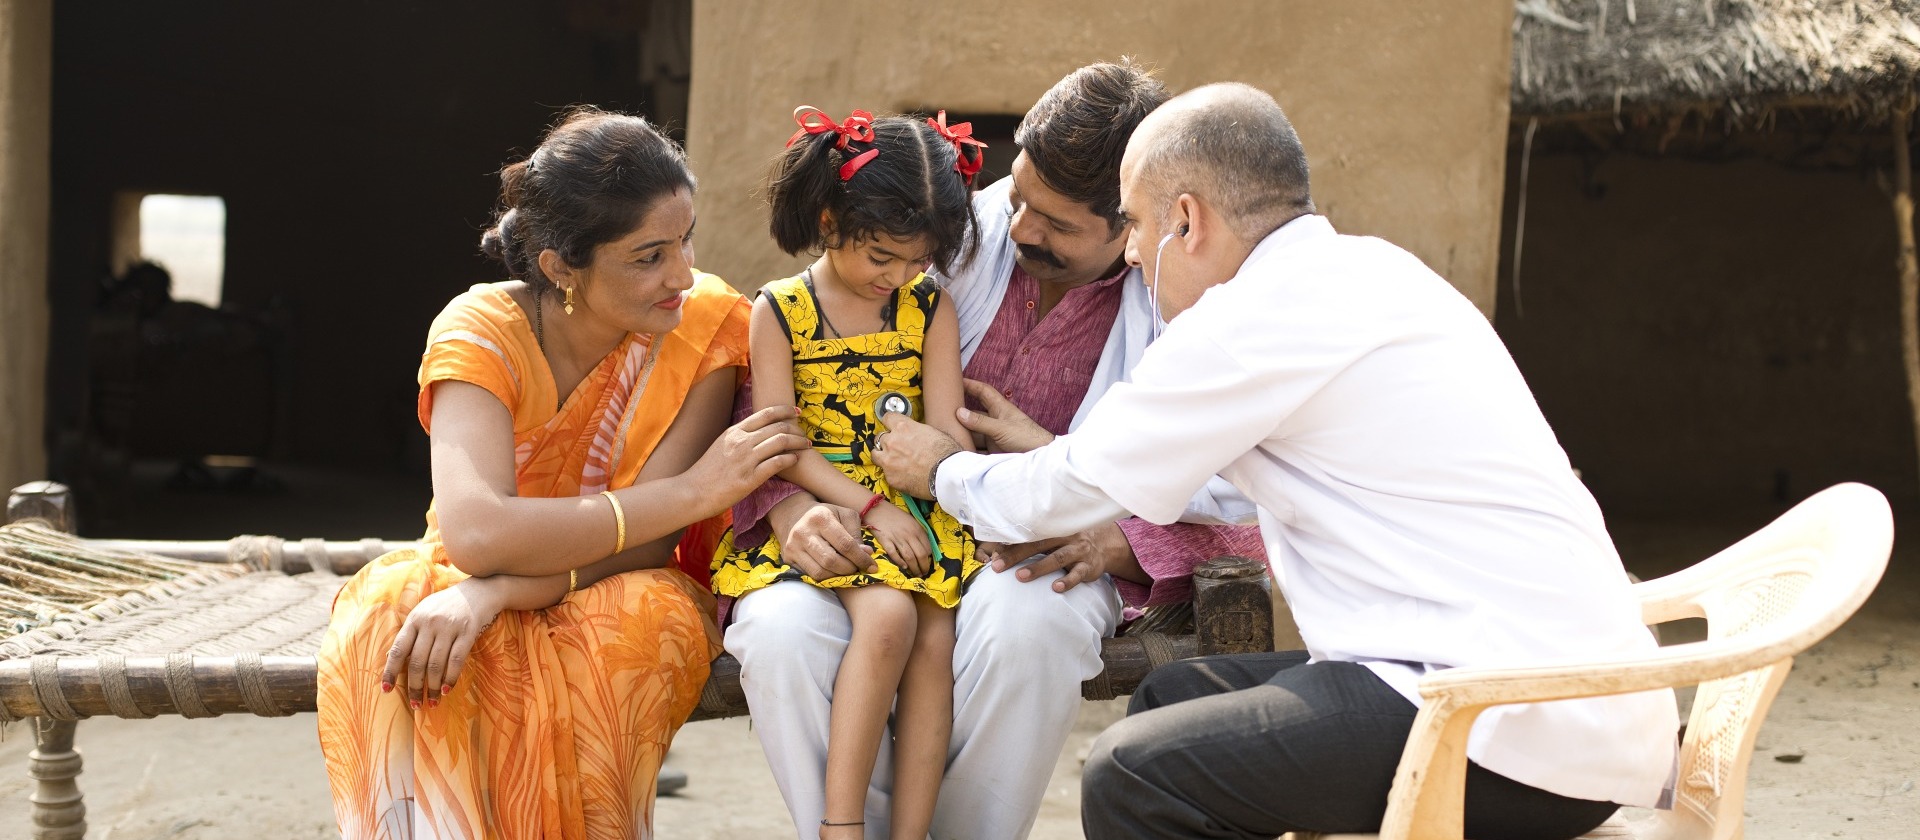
[563,285,576,315]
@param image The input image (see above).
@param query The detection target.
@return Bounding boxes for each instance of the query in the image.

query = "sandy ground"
[3,491,1916,838]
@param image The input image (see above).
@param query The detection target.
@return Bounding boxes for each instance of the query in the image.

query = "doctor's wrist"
[926,447,960,502]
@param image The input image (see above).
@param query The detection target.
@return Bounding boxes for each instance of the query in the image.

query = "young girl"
[712,106,986,840]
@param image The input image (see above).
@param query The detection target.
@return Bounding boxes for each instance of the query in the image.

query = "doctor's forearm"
[939,450,1133,544]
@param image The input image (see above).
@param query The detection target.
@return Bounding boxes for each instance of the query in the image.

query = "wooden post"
[7,480,72,533]
[1893,103,1920,487]
[1192,554,1275,657]
[8,482,87,840]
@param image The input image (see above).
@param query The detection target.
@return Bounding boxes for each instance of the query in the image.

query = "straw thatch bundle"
[1513,0,1920,123]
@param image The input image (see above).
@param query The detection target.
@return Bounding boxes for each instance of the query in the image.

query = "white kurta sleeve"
[936,258,1374,536]
[937,313,1331,541]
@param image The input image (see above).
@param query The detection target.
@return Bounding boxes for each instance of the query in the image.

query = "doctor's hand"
[958,379,1055,454]
[979,522,1135,594]
[873,412,963,500]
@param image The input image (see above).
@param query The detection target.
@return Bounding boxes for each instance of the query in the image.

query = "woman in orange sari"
[317,109,805,839]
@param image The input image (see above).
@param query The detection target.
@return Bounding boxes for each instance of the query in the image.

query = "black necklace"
[805,267,896,338]
[804,268,846,339]
[533,286,546,351]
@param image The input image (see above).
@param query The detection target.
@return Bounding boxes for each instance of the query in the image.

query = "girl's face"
[824,229,934,302]
[566,187,699,335]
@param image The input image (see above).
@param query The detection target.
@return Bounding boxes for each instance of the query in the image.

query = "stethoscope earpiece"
[1149,228,1183,340]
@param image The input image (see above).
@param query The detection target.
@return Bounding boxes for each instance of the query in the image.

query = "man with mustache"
[722,60,1267,838]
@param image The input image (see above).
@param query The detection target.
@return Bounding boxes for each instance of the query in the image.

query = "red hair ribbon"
[839,148,880,181]
[928,110,987,186]
[787,105,876,150]
[788,105,881,181]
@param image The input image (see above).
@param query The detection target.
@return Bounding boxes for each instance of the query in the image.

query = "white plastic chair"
[1290,482,1893,840]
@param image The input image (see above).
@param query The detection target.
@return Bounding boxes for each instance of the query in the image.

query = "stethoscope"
[1148,223,1187,339]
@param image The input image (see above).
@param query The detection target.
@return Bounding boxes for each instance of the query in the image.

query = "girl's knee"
[911,596,957,654]
[844,586,920,658]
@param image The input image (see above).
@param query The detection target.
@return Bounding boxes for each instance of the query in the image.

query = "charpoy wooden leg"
[1193,554,1276,656]
[9,482,88,840]
[27,718,85,840]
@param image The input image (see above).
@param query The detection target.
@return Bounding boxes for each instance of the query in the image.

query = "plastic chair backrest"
[1630,482,1891,840]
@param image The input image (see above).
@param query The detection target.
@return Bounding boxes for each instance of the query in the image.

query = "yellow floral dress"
[712,273,979,608]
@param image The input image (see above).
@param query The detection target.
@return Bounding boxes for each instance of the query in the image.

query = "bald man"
[875,83,1677,839]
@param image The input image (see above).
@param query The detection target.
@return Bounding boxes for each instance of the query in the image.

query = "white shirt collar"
[1242,213,1336,269]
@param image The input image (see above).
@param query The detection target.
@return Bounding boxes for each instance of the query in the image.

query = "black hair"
[1015,58,1170,236]
[480,107,695,293]
[766,113,979,275]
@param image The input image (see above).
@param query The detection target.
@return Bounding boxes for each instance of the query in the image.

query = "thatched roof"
[1512,0,1920,122]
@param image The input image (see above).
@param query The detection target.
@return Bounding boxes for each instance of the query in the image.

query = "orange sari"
[317,274,750,840]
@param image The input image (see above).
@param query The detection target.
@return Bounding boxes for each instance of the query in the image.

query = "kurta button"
[1025,300,1035,309]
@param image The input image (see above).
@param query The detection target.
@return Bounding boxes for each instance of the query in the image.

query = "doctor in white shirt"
[875,83,1676,840]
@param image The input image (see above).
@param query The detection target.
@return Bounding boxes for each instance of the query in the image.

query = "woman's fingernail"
[380,682,393,693]
[441,684,453,696]
[428,698,438,709]
[409,699,420,710]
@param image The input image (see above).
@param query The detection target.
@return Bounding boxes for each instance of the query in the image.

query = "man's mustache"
[1016,244,1065,269]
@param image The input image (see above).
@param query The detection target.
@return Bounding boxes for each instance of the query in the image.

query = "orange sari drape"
[317,274,750,840]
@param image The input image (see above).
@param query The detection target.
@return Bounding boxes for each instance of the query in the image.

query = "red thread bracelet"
[858,492,887,521]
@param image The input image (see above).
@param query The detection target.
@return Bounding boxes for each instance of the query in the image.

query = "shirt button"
[1025,300,1035,310]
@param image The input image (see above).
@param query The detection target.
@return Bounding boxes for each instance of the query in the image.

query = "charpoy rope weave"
[1,525,344,721]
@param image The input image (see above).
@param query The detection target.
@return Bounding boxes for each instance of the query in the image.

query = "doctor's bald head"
[1117,83,1318,318]
[1122,83,1315,247]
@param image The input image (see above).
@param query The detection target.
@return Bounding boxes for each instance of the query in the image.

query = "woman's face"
[568,187,699,335]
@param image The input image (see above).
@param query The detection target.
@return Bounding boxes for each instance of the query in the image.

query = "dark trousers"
[1080,652,1619,840]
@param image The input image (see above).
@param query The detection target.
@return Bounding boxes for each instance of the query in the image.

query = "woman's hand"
[381,577,506,709]
[684,405,807,515]
[865,503,933,576]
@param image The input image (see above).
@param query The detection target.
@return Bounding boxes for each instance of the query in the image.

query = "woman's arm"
[456,366,745,611]
[431,368,799,577]
[383,366,799,706]
[749,295,875,510]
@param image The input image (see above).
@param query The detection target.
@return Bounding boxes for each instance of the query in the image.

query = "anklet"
[821,818,866,826]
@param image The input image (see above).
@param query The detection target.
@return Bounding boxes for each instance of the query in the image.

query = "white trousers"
[724,562,1122,840]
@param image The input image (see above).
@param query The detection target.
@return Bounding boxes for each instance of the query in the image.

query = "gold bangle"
[600,489,627,555]
[568,568,578,594]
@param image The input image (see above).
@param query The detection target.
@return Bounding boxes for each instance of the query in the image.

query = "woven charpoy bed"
[1,480,1274,840]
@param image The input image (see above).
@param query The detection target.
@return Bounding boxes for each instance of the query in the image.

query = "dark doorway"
[48,0,692,538]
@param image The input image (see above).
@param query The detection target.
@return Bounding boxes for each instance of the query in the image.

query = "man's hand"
[873,412,963,500]
[958,379,1056,454]
[770,494,876,579]
[979,522,1137,593]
